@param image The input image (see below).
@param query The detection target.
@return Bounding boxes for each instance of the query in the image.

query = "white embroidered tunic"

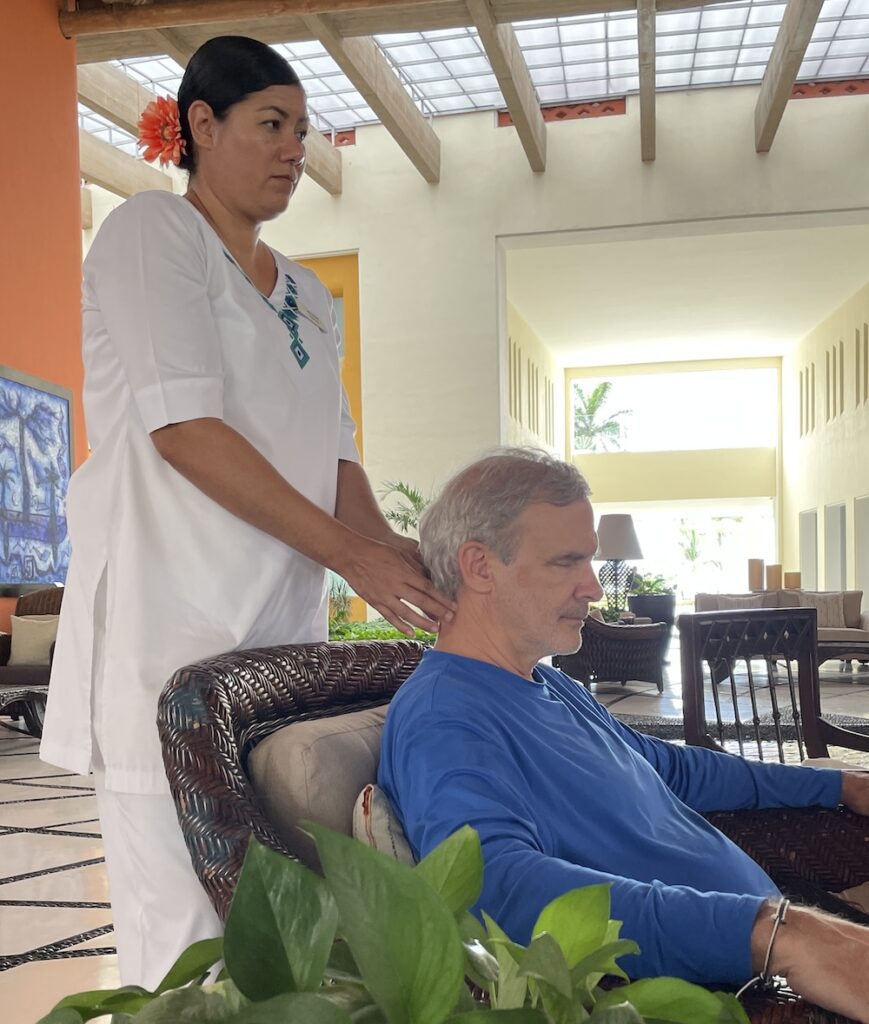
[41,191,358,794]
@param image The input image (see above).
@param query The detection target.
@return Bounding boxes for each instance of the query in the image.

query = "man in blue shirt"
[379,447,869,1022]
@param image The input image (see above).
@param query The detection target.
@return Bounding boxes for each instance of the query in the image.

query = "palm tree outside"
[572,381,632,452]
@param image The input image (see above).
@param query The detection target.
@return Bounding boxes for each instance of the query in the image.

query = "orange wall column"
[0,1,83,629]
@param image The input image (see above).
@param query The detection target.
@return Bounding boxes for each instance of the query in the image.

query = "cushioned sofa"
[0,585,64,736]
[694,590,869,665]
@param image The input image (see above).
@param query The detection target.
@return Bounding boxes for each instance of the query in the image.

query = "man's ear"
[186,100,218,155]
[456,540,496,595]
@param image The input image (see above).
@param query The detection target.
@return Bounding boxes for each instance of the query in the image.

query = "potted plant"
[38,823,748,1024]
[627,572,677,629]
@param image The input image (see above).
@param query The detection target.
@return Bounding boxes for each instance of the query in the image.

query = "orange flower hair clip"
[137,96,187,167]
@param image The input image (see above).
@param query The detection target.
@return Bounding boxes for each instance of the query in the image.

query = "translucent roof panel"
[79,1,869,155]
[78,102,138,157]
[375,28,498,115]
[113,55,185,98]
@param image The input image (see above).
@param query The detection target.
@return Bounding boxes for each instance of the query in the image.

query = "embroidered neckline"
[222,249,310,369]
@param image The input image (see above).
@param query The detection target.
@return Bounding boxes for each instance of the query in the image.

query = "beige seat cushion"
[247,705,388,869]
[816,627,869,643]
[352,783,415,865]
[8,615,60,666]
[797,591,846,628]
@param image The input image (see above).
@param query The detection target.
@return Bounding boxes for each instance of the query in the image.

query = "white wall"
[87,83,869,495]
[782,279,869,589]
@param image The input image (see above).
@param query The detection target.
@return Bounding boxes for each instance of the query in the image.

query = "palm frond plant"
[573,382,632,453]
[379,481,430,535]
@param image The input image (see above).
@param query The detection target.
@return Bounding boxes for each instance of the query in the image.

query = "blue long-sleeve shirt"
[378,650,843,985]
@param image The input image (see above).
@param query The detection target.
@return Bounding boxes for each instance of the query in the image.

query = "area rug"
[615,710,869,742]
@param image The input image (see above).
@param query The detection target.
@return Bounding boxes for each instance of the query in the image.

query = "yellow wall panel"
[574,448,777,504]
[297,253,363,460]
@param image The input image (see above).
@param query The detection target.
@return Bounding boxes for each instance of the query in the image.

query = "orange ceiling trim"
[498,98,626,127]
[791,79,869,99]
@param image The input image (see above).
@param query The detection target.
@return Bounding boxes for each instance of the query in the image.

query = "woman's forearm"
[151,418,454,634]
[150,417,359,574]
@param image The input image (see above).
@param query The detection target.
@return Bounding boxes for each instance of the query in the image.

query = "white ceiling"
[505,221,869,366]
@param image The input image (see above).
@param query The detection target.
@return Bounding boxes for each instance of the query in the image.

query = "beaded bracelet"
[736,898,790,999]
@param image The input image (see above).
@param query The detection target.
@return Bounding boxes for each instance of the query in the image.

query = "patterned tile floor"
[0,725,118,1024]
[3,635,869,1022]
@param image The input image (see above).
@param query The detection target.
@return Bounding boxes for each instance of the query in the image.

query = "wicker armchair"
[157,639,425,919]
[0,585,64,736]
[158,638,868,1024]
[553,614,669,693]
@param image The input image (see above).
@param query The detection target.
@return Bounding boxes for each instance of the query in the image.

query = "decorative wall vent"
[792,79,869,99]
[498,98,626,128]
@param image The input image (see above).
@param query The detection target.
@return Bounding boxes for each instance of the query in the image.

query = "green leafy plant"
[38,824,749,1024]
[328,616,436,644]
[379,481,431,535]
[572,383,632,453]
[628,573,675,596]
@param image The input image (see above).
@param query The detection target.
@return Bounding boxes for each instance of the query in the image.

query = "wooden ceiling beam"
[152,27,195,67]
[303,13,440,182]
[304,129,343,195]
[63,0,733,43]
[467,0,545,172]
[79,131,173,198]
[637,0,656,163]
[77,62,156,136]
[755,0,823,153]
[60,0,440,37]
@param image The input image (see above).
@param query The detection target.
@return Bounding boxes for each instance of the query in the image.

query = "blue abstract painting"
[0,369,72,587]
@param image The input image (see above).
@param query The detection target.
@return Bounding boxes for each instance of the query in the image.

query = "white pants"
[93,778,224,990]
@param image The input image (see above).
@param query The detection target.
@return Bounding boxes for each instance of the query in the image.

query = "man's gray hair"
[420,447,591,600]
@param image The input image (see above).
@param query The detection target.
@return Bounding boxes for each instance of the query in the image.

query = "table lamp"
[596,514,643,617]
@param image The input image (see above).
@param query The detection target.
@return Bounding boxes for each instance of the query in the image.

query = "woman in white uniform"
[40,36,453,989]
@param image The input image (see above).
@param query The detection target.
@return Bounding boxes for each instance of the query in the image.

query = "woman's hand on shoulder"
[336,535,455,637]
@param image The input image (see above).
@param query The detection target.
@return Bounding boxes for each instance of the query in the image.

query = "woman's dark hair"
[178,36,302,174]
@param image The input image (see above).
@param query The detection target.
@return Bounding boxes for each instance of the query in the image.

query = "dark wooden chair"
[158,637,869,1023]
[678,607,869,763]
[553,614,669,693]
[0,585,64,737]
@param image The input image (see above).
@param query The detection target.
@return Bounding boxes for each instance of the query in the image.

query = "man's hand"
[841,771,869,816]
[337,536,455,637]
[751,900,869,1022]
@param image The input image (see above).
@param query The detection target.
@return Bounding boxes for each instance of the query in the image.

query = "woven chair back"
[553,615,669,692]
[157,639,425,919]
[16,586,63,617]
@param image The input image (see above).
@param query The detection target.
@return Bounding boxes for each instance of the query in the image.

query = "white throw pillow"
[8,615,60,666]
[352,783,416,866]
